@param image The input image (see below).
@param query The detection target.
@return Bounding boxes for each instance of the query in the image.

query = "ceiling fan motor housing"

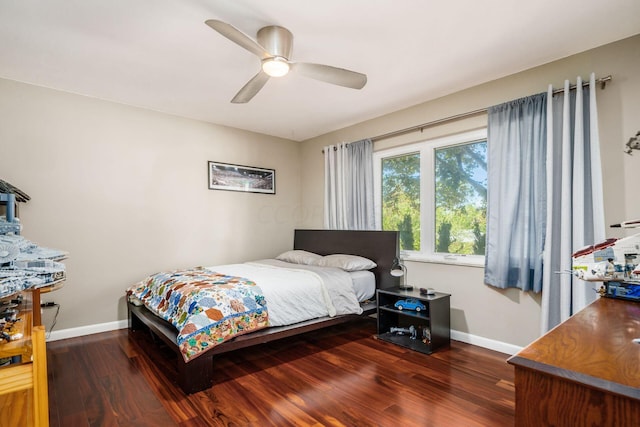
[257,26,293,59]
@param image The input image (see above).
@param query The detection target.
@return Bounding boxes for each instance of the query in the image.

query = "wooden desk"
[508,297,640,427]
[0,292,49,427]
[30,280,65,327]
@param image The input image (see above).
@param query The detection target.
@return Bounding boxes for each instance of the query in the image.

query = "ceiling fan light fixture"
[262,57,289,77]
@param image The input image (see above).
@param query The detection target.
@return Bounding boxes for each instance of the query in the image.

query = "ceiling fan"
[204,19,368,103]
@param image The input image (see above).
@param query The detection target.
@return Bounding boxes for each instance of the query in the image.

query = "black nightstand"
[376,287,450,354]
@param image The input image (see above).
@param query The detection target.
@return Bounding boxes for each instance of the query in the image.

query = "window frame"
[373,128,487,267]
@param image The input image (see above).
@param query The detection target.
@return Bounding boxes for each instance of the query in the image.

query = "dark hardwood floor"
[46,318,515,426]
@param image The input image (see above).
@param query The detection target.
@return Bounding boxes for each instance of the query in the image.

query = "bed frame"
[127,229,399,394]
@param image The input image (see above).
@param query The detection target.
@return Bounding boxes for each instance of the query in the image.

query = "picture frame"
[208,161,276,194]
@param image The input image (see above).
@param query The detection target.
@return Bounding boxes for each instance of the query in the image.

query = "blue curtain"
[540,75,605,331]
[484,93,547,291]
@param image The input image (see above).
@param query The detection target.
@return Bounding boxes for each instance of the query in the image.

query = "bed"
[126,229,399,394]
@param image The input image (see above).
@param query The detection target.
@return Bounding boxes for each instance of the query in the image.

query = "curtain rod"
[370,108,487,142]
[368,75,612,143]
[322,75,612,151]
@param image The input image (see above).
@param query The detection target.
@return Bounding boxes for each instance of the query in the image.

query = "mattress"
[349,270,376,302]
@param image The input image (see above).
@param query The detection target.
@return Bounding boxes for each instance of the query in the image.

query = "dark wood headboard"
[293,229,400,289]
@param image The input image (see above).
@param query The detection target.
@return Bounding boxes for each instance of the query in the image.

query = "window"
[374,129,487,265]
[381,153,421,251]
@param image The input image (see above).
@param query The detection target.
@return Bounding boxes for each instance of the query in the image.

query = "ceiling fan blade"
[291,62,367,90]
[205,19,268,59]
[231,71,270,103]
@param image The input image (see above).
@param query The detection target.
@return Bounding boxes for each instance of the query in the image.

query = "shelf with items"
[376,287,450,355]
[0,292,33,362]
[378,304,430,320]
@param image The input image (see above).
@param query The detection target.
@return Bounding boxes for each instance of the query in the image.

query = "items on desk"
[0,316,23,342]
[602,282,640,301]
[0,234,68,298]
[572,222,640,283]
[1,182,68,299]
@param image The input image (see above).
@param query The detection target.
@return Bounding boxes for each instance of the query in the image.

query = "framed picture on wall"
[208,161,276,194]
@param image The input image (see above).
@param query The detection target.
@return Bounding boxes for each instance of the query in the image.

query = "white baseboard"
[46,320,128,342]
[47,320,524,356]
[451,329,523,356]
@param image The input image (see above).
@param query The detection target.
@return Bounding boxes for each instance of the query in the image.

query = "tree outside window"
[381,153,420,251]
[376,130,487,260]
[435,141,487,255]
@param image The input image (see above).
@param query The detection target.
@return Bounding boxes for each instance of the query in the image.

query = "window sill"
[402,252,485,268]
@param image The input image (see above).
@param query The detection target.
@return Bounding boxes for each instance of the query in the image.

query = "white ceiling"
[1,1,639,141]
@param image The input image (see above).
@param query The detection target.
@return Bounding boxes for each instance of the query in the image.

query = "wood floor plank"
[47,343,90,423]
[46,318,515,426]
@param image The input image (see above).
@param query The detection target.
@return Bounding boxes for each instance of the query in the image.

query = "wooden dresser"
[508,297,640,427]
[0,292,49,427]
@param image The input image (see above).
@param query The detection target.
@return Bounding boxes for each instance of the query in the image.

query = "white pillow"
[275,250,323,265]
[315,254,377,272]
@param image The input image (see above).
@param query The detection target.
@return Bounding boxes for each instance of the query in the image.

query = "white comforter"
[208,259,363,326]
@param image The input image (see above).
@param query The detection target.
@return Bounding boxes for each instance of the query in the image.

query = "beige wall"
[1,34,638,349]
[300,34,640,348]
[0,78,301,331]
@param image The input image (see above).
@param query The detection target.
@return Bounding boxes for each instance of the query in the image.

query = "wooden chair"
[0,325,49,427]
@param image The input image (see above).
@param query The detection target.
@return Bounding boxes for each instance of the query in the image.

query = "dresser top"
[508,297,640,399]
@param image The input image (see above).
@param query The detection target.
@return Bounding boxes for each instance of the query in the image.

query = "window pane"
[435,141,487,255]
[381,153,421,251]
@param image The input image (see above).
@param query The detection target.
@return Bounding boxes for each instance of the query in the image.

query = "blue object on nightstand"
[394,298,426,312]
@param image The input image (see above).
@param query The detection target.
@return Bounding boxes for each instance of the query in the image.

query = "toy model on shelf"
[394,298,426,312]
[390,325,417,339]
[389,325,433,343]
[0,180,67,299]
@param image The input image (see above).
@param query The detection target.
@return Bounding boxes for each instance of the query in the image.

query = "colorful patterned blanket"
[128,268,269,362]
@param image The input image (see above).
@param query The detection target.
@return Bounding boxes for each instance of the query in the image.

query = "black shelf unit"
[376,287,450,354]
